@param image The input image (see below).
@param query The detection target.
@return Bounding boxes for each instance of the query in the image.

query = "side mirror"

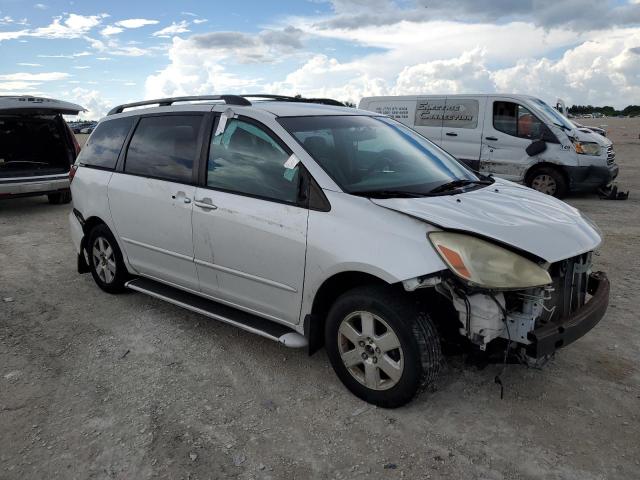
[526,139,547,156]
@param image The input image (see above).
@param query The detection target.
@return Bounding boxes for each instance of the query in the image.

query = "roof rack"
[107,95,251,115]
[242,94,345,107]
[107,93,346,116]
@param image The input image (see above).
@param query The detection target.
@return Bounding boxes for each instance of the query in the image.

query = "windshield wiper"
[428,179,492,194]
[553,122,570,131]
[350,189,428,199]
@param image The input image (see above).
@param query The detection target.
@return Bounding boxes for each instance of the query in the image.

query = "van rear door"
[439,97,485,170]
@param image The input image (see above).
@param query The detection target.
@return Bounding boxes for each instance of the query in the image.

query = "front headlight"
[429,232,552,289]
[573,140,601,156]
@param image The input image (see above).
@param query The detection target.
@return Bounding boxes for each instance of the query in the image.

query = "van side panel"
[439,96,486,169]
[360,98,444,147]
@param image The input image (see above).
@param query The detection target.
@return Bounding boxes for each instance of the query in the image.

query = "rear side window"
[207,118,299,203]
[493,101,545,139]
[125,115,202,183]
[78,117,133,169]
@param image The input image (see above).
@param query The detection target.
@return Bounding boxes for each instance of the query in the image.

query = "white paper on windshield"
[284,154,300,170]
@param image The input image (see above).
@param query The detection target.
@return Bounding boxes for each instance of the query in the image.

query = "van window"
[493,101,545,139]
[78,117,133,169]
[207,118,299,204]
[124,115,202,183]
[443,99,479,129]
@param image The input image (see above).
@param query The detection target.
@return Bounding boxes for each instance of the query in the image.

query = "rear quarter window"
[78,117,133,170]
[124,115,203,184]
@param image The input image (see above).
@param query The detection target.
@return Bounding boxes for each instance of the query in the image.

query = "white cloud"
[74,66,90,69]
[17,62,42,67]
[100,25,123,36]
[67,87,111,119]
[37,51,91,58]
[0,71,70,93]
[152,20,190,38]
[0,72,70,81]
[31,13,108,39]
[193,19,208,24]
[115,18,158,29]
[34,3,47,9]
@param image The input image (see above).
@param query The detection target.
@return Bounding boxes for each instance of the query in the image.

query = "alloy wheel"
[530,174,557,195]
[92,236,116,284]
[337,311,404,391]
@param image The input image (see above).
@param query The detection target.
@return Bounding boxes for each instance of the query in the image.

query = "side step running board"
[125,277,307,348]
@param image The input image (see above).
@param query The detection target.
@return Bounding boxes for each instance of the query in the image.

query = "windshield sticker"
[283,154,300,170]
[214,108,236,137]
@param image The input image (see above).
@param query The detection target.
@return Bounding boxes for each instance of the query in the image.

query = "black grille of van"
[606,145,615,165]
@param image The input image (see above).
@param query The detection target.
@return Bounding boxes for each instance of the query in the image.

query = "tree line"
[568,105,640,117]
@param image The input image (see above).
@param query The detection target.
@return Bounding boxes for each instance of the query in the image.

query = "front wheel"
[325,286,442,408]
[526,166,567,198]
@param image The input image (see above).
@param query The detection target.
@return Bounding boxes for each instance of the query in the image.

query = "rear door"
[192,115,308,325]
[439,97,484,170]
[108,113,205,290]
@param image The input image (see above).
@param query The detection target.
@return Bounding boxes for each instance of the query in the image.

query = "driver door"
[480,99,542,181]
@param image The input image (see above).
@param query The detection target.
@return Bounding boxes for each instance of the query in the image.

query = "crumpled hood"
[371,179,602,263]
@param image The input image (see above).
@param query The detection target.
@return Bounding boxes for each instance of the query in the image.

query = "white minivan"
[70,95,609,407]
[358,94,617,197]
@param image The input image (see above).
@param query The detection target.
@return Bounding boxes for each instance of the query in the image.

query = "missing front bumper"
[526,272,609,358]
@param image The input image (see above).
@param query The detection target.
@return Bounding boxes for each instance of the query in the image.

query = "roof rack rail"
[107,95,251,115]
[242,94,345,107]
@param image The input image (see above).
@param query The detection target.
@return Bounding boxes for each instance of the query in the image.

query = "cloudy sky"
[1,0,639,119]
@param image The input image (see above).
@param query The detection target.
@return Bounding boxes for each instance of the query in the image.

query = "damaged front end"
[406,242,610,363]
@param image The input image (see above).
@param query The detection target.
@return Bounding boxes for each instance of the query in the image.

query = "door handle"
[485,136,498,141]
[183,198,191,204]
[445,132,458,137]
[194,198,217,210]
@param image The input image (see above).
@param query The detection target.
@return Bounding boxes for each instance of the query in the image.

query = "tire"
[325,285,442,408]
[47,191,72,204]
[87,224,129,293]
[526,166,567,198]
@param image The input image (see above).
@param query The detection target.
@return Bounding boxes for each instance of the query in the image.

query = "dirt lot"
[1,119,639,479]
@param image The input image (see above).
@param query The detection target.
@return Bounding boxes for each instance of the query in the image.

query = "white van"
[69,94,609,407]
[358,94,617,197]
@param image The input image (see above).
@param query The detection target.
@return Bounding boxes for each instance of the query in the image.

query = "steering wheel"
[366,149,409,174]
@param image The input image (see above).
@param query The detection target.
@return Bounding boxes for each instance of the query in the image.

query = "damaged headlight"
[429,232,552,289]
[573,140,601,156]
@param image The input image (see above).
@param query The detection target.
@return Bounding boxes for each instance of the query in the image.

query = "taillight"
[69,164,78,183]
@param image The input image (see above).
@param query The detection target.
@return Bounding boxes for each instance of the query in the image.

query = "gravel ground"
[1,119,639,479]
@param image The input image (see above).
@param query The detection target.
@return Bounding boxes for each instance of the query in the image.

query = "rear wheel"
[87,224,128,293]
[325,285,442,408]
[47,191,72,204]
[526,166,567,198]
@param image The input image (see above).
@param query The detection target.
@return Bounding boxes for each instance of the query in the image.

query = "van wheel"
[526,166,567,198]
[48,191,72,204]
[325,285,442,408]
[87,224,128,293]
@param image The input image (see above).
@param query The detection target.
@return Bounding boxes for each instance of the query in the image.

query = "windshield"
[278,115,478,195]
[529,98,574,131]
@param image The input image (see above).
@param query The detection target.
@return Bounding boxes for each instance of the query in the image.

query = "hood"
[371,179,602,263]
[0,96,85,115]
